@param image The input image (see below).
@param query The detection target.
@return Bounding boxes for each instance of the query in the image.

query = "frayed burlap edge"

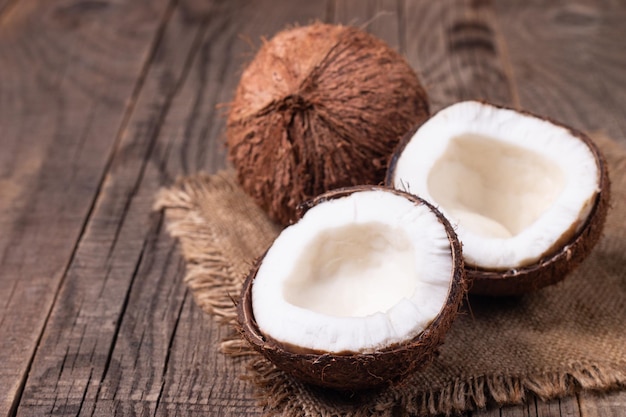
[154,134,626,416]
[154,174,243,325]
[245,357,626,417]
[154,171,279,358]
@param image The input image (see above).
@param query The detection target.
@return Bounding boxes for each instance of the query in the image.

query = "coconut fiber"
[155,135,626,416]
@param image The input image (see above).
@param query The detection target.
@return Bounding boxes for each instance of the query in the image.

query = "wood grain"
[404,0,516,111]
[0,0,170,415]
[579,390,626,417]
[332,0,402,50]
[13,0,328,415]
[14,1,219,415]
[493,0,626,143]
[1,0,624,416]
[492,0,626,414]
[144,1,332,414]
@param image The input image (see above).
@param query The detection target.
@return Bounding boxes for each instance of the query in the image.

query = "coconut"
[227,23,429,225]
[237,186,467,390]
[386,101,610,296]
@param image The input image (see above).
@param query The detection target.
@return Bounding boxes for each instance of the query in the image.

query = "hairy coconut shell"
[237,186,467,390]
[227,23,429,225]
[386,104,611,296]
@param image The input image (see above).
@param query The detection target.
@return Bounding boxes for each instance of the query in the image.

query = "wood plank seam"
[86,4,215,413]
[177,14,225,175]
[4,1,179,415]
[102,9,211,245]
[101,0,188,262]
[153,288,189,415]
[87,214,164,417]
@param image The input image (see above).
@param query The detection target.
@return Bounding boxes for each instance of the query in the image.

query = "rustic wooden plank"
[0,0,170,415]
[6,1,622,417]
[492,0,626,143]
[333,0,401,50]
[10,1,192,415]
[555,397,582,417]
[13,0,329,415]
[535,397,568,417]
[578,390,626,417]
[145,0,333,414]
[403,2,587,417]
[473,396,579,417]
[404,0,516,112]
[471,387,625,417]
[472,399,532,417]
[492,0,626,414]
[473,395,581,417]
[86,3,242,414]
[403,4,626,417]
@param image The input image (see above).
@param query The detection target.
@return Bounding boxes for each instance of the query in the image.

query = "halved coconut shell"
[237,186,467,390]
[467,131,610,296]
[386,101,611,296]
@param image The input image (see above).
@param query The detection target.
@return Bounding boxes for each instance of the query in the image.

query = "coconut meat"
[251,190,454,353]
[283,222,418,317]
[392,101,599,269]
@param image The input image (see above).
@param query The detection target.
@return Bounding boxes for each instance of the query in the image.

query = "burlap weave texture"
[156,135,626,416]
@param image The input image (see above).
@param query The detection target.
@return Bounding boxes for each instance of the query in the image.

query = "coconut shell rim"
[385,100,611,296]
[237,185,468,389]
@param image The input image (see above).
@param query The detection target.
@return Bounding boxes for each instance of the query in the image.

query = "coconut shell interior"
[386,105,611,296]
[237,186,468,390]
[466,129,610,296]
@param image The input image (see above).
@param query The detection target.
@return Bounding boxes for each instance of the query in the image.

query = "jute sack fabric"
[155,135,626,416]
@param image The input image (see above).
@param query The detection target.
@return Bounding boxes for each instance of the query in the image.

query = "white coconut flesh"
[391,101,600,270]
[251,190,454,353]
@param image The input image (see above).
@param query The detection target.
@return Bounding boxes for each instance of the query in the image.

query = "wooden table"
[1,0,625,416]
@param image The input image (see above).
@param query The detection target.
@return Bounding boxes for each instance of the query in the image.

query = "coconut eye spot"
[427,134,566,238]
[283,222,417,318]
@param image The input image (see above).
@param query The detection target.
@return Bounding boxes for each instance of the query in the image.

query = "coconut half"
[238,186,467,390]
[387,101,610,296]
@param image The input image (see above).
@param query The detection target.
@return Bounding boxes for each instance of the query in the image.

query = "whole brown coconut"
[227,23,429,225]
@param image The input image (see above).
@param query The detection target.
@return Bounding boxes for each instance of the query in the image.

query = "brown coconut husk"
[386,103,611,296]
[227,23,429,225]
[237,186,468,390]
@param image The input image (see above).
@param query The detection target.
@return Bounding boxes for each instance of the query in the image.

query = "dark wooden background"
[1,0,625,416]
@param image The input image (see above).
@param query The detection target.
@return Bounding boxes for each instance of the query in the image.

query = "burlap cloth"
[155,135,626,416]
